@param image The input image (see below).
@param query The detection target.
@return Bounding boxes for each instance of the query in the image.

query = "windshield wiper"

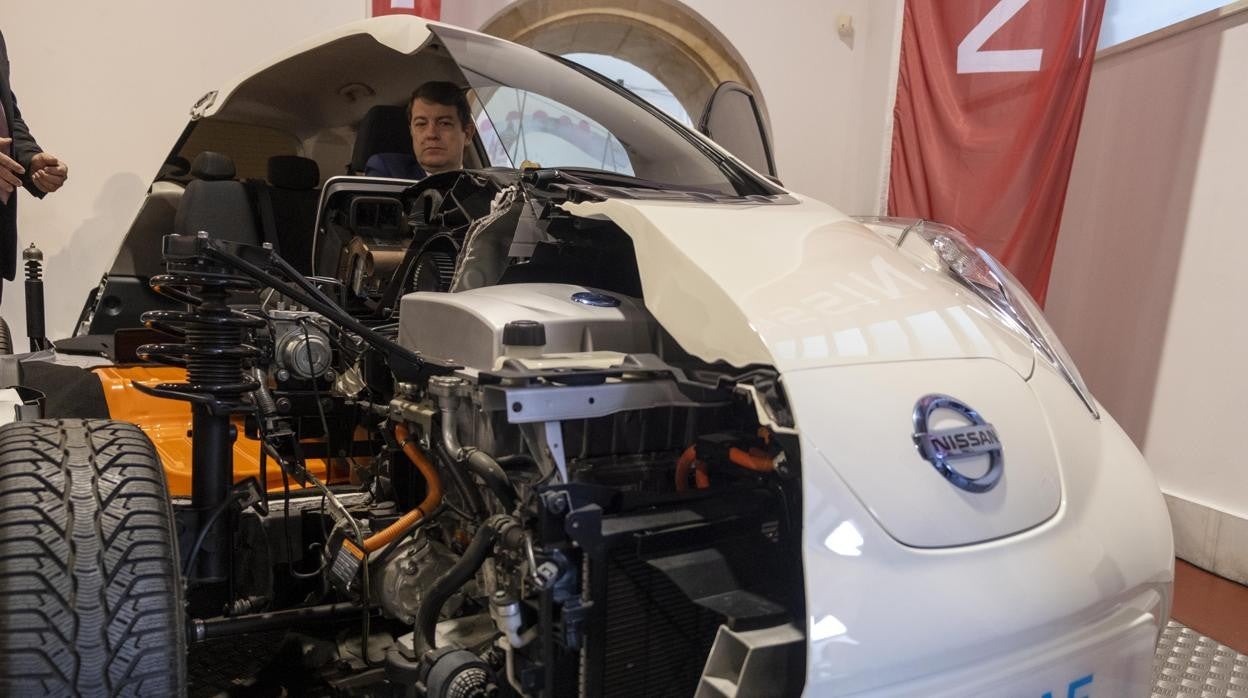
[520,167,670,191]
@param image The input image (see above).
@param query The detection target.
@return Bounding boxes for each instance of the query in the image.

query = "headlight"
[855,217,1099,418]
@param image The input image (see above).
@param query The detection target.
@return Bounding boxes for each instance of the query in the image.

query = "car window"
[699,82,776,178]
[474,87,634,176]
[170,119,300,181]
[434,25,773,197]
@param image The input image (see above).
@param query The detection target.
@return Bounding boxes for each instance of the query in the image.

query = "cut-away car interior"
[1,20,807,697]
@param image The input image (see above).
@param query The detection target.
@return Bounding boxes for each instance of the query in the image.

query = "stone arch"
[479,0,771,134]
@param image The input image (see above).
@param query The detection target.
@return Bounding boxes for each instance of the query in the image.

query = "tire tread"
[0,419,185,697]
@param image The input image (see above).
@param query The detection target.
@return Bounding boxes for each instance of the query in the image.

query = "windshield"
[433,25,771,197]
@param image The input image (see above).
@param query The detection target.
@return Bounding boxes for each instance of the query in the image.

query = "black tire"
[0,419,186,696]
[0,315,11,355]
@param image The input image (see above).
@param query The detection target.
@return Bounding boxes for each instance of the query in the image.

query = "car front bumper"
[796,362,1174,695]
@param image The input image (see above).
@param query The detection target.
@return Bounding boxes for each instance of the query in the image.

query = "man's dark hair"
[407,81,471,127]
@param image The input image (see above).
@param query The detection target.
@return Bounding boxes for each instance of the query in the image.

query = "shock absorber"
[136,232,263,584]
[22,243,49,352]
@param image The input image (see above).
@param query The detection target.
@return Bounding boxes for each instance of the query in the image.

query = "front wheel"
[0,419,186,696]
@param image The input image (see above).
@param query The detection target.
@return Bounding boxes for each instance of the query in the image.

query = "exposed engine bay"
[153,170,806,696]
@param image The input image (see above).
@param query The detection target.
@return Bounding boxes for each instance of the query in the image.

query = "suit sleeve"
[1,30,47,200]
[8,89,46,200]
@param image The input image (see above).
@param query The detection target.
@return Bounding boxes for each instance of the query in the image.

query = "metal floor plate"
[1154,621,1248,698]
[185,619,1242,696]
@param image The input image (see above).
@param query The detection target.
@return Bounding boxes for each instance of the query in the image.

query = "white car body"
[107,16,1175,696]
[564,195,1173,696]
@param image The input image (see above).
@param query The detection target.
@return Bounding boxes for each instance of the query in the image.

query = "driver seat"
[351,105,422,177]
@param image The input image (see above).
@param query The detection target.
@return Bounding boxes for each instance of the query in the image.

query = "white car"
[1,16,1172,697]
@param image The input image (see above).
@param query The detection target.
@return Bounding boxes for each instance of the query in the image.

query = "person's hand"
[30,152,68,194]
[0,137,24,197]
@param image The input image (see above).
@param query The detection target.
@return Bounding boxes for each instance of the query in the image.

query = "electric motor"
[270,310,334,380]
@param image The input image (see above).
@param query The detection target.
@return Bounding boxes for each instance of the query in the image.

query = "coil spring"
[137,264,264,404]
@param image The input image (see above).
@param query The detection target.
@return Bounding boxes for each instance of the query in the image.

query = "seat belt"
[248,179,281,255]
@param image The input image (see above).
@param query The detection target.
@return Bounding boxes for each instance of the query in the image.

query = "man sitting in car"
[366,81,475,179]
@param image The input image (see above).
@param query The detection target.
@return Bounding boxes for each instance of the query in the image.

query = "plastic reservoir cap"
[502,320,546,347]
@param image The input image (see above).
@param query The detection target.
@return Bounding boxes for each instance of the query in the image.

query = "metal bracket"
[543,421,568,483]
[490,379,707,424]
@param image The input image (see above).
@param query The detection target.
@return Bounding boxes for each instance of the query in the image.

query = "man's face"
[409,98,474,175]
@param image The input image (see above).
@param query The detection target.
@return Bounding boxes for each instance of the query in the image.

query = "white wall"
[443,0,904,215]
[1047,9,1248,525]
[1,1,368,341]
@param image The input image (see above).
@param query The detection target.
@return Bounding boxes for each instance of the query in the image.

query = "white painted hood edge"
[561,195,1037,377]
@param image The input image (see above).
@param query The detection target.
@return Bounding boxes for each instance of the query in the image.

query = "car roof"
[198,16,482,139]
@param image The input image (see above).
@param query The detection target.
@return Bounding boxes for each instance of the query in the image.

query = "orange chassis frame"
[94,365,343,497]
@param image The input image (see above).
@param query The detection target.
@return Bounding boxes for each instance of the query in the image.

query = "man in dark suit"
[1,29,69,302]
[365,81,473,179]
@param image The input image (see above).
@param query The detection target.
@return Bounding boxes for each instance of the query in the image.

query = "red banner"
[371,0,441,20]
[887,0,1105,304]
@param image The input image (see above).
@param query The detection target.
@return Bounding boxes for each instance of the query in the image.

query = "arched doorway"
[480,0,772,144]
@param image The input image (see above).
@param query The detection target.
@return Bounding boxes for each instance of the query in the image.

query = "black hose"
[495,454,537,470]
[433,438,488,518]
[465,450,519,513]
[416,524,498,651]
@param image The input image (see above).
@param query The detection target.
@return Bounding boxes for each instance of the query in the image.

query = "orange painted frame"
[94,366,340,497]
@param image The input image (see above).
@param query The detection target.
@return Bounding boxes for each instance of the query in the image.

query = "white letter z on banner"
[957,0,1043,74]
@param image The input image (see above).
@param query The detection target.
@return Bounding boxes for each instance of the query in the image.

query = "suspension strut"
[22,243,49,352]
[136,232,263,584]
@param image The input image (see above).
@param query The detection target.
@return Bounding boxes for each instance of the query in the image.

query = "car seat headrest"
[268,155,320,190]
[351,105,412,173]
[190,151,236,181]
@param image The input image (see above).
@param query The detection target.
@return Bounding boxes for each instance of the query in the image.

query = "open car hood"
[561,195,1036,376]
